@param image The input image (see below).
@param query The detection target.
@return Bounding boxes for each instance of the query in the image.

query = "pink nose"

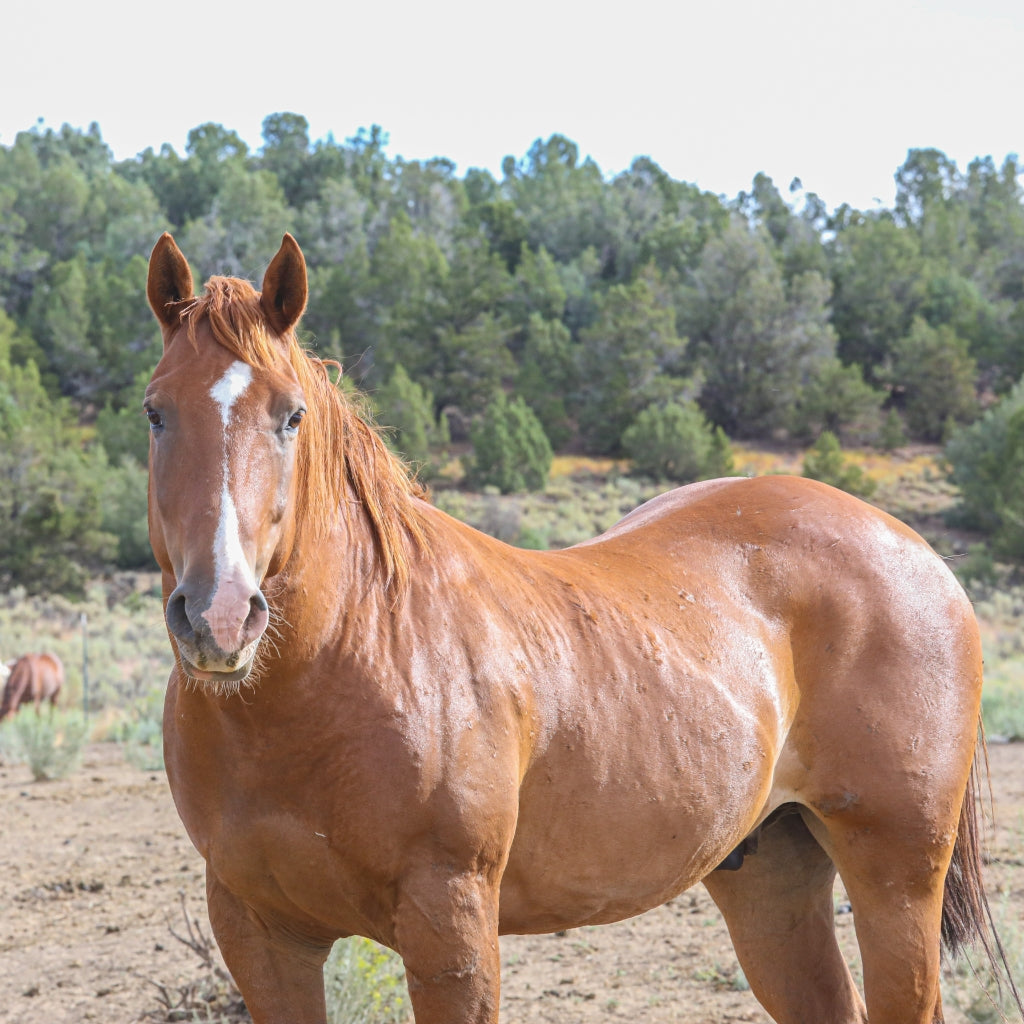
[166,579,269,661]
[201,576,270,652]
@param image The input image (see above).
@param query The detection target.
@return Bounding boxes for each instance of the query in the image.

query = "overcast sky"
[4,0,1021,211]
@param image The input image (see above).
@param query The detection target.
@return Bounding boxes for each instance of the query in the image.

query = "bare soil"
[1,741,1022,1024]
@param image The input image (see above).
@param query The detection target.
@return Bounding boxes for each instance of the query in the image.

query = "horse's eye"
[145,407,163,430]
[286,409,305,432]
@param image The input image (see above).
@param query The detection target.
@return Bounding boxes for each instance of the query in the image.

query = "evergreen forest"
[4,112,1024,594]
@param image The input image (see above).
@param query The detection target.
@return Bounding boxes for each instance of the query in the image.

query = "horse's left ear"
[261,234,308,336]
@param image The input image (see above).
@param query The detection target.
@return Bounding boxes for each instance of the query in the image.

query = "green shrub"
[373,365,449,477]
[0,358,121,596]
[879,408,907,451]
[465,392,552,494]
[955,543,999,590]
[789,358,884,444]
[99,454,155,569]
[0,709,88,780]
[324,937,408,1024]
[946,381,1024,559]
[622,401,734,483]
[980,682,1024,741]
[889,318,977,442]
[121,714,165,771]
[802,431,876,499]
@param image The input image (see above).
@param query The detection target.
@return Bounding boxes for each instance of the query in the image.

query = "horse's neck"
[270,504,400,656]
[268,497,528,663]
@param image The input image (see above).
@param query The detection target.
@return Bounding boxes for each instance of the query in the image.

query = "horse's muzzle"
[165,581,268,681]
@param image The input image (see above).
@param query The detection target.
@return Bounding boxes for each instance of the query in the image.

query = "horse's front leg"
[206,868,333,1024]
[394,865,503,1024]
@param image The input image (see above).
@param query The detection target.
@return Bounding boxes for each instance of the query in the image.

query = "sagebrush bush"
[121,712,165,771]
[980,677,1024,741]
[0,709,88,780]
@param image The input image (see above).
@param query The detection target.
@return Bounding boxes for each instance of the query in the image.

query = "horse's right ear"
[147,233,194,329]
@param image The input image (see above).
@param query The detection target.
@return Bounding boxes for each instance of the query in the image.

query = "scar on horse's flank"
[145,232,1022,1024]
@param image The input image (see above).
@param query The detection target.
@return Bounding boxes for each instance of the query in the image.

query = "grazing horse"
[145,232,1017,1024]
[0,653,63,720]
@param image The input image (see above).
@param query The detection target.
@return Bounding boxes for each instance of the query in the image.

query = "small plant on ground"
[942,894,1024,1023]
[980,681,1024,742]
[0,708,88,780]
[324,936,409,1024]
[122,713,165,771]
[143,892,249,1022]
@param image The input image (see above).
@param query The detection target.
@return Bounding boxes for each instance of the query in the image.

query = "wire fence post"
[80,612,89,723]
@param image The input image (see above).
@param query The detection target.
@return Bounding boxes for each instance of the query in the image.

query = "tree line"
[2,113,1024,593]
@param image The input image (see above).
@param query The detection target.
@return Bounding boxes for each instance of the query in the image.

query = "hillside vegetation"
[4,117,1024,594]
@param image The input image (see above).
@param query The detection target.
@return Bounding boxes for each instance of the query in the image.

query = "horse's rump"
[0,653,63,718]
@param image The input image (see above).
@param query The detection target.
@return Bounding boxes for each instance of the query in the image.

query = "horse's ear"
[147,233,194,329]
[261,234,308,336]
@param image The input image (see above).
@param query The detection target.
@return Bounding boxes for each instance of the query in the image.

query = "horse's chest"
[198,786,374,932]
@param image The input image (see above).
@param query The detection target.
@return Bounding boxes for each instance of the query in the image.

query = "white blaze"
[211,360,253,424]
[205,362,258,648]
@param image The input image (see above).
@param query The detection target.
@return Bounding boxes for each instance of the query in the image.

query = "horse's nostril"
[165,588,194,641]
[244,591,270,641]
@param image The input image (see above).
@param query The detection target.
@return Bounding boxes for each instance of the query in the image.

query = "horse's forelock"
[185,277,282,368]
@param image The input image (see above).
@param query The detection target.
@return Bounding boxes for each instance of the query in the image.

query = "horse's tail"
[942,733,1024,1019]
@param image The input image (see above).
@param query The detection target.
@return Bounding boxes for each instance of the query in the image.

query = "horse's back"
[582,473,973,636]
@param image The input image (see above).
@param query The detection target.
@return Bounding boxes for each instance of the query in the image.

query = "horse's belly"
[498,713,774,933]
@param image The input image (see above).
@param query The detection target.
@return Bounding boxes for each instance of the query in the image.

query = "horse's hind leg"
[806,808,952,1024]
[702,808,867,1024]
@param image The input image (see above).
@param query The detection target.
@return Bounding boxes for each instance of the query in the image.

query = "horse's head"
[145,233,310,686]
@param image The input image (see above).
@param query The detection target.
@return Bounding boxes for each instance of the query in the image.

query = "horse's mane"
[182,276,426,594]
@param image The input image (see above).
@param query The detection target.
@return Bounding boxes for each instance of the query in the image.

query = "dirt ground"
[1,741,1021,1024]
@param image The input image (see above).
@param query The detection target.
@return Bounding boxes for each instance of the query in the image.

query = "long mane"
[182,276,426,593]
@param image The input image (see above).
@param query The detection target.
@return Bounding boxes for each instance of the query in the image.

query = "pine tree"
[465,393,553,493]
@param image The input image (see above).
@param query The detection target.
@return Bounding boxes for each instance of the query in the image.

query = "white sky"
[3,0,1022,211]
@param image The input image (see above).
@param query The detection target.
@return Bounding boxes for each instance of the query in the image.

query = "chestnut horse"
[0,653,63,720]
[145,233,1015,1024]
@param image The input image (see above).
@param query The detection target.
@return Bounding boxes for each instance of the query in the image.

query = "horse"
[0,653,64,720]
[145,232,1019,1024]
